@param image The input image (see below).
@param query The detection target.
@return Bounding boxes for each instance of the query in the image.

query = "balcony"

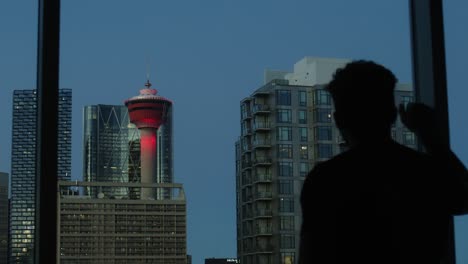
[255,244,274,253]
[241,112,252,120]
[242,229,254,237]
[253,122,271,131]
[252,104,270,115]
[242,144,252,153]
[242,161,252,170]
[252,139,271,148]
[241,176,252,186]
[254,192,272,200]
[243,210,253,219]
[255,227,273,236]
[254,209,273,218]
[242,128,252,136]
[253,174,272,183]
[252,157,272,166]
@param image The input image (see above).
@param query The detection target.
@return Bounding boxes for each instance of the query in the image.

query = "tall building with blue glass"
[9,89,71,264]
[0,172,8,264]
[82,104,173,197]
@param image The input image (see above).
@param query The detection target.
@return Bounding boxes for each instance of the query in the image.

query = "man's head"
[327,60,397,142]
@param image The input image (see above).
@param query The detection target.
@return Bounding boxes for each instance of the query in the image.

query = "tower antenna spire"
[145,55,152,88]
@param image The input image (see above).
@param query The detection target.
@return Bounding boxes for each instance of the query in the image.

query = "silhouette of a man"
[299,61,468,264]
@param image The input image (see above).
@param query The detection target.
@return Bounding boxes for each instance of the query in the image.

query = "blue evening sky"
[0,1,467,263]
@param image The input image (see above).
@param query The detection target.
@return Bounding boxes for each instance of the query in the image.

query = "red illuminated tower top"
[125,81,172,129]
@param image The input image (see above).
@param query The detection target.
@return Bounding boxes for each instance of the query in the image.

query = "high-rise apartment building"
[0,172,8,264]
[9,89,72,263]
[83,103,173,198]
[235,57,415,264]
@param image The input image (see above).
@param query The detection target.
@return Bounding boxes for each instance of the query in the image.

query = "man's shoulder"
[305,141,437,181]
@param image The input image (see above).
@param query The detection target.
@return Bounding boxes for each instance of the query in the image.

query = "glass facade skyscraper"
[9,89,72,264]
[235,58,415,264]
[82,104,173,197]
[0,172,8,264]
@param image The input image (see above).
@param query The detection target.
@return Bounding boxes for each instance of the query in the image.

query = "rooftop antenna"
[145,55,152,88]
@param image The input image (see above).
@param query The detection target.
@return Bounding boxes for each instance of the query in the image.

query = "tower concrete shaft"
[139,128,157,198]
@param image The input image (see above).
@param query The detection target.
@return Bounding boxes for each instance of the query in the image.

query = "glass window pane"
[300,127,308,142]
[315,144,333,159]
[299,91,307,107]
[277,144,293,159]
[276,109,291,123]
[276,90,291,106]
[314,108,332,123]
[279,198,294,213]
[314,126,332,141]
[278,180,293,195]
[298,110,307,124]
[278,162,293,177]
[277,127,292,141]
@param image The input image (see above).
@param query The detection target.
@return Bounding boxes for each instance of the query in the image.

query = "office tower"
[57,181,186,264]
[9,89,72,264]
[58,82,186,263]
[235,57,414,264]
[82,104,141,197]
[83,103,173,198]
[0,172,8,264]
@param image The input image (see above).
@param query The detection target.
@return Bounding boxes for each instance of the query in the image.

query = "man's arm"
[399,103,468,214]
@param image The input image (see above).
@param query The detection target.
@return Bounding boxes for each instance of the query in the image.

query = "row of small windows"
[276,126,333,142]
[275,90,309,107]
[276,89,413,109]
[276,109,307,124]
[277,144,309,159]
[277,162,310,177]
[276,89,331,106]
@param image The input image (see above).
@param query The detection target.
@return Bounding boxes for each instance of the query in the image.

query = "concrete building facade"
[57,181,186,264]
[235,57,415,264]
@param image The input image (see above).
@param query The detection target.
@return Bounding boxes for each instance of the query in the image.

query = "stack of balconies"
[239,96,274,263]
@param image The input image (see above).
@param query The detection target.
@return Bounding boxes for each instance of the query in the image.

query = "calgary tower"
[125,80,172,199]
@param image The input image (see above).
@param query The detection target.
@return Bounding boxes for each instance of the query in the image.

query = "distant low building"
[57,181,187,264]
[205,258,239,264]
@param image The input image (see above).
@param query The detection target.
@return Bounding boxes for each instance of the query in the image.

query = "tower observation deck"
[125,81,172,199]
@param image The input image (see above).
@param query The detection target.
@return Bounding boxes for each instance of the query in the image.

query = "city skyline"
[0,1,467,264]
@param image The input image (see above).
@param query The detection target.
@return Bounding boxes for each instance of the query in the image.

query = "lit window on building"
[314,108,332,123]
